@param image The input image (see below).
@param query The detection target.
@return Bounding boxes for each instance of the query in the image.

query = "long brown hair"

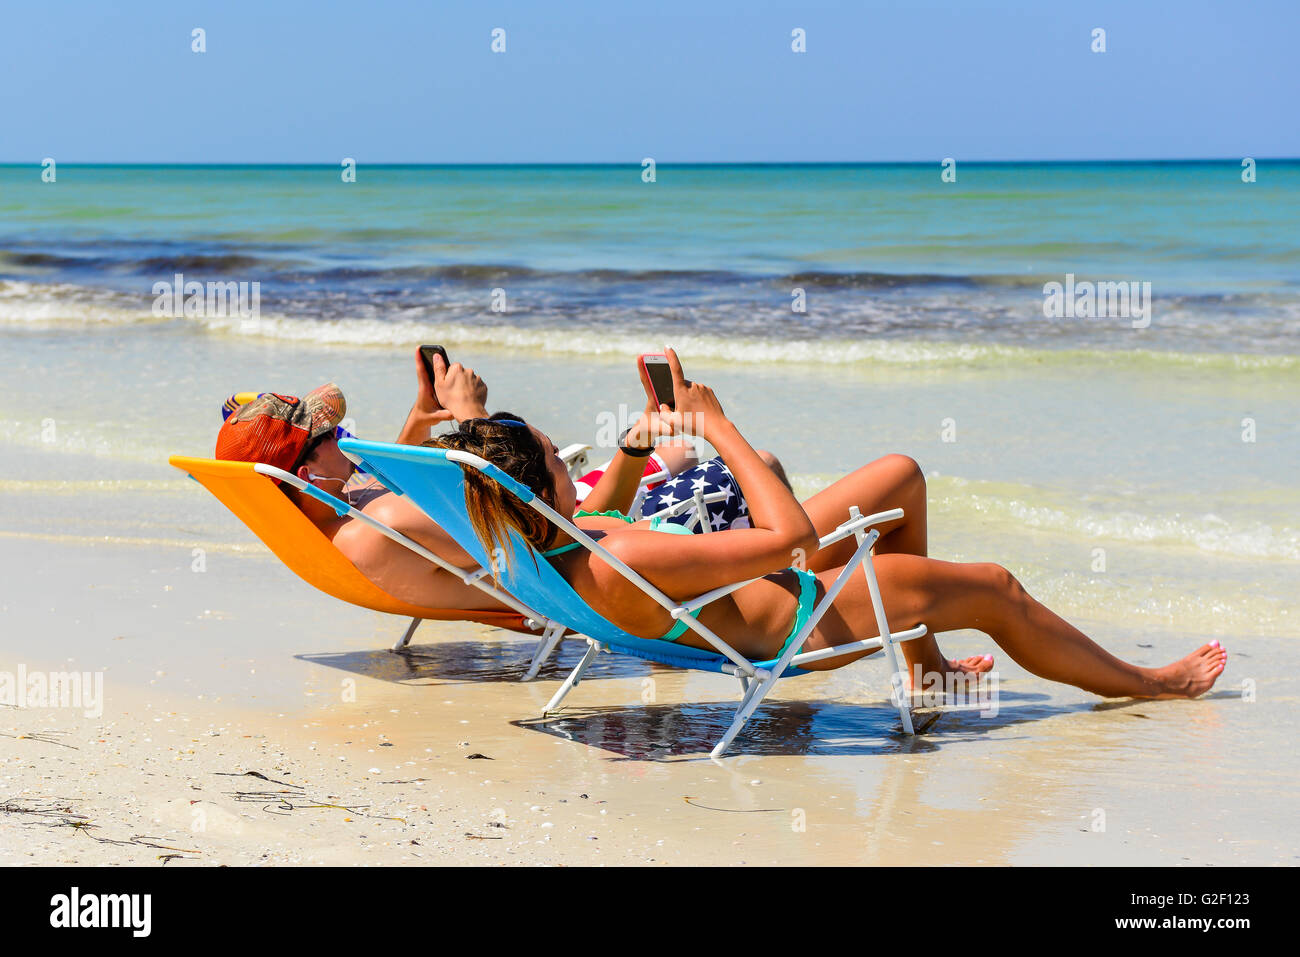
[423,413,557,577]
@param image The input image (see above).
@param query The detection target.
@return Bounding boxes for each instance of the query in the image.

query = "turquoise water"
[2,162,1299,355]
[3,162,1299,281]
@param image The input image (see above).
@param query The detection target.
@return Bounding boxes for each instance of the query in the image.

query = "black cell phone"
[419,344,449,381]
[640,354,675,411]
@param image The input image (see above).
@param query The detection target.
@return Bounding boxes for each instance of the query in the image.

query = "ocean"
[3,162,1298,352]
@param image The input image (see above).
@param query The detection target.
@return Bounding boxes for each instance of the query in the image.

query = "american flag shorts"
[638,456,751,532]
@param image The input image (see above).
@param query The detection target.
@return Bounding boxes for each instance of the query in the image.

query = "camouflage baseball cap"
[215,383,346,474]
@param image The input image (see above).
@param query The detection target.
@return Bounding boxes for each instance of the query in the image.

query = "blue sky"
[2,0,1296,163]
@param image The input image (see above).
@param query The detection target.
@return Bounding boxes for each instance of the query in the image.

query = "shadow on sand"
[508,689,1134,760]
[298,636,1167,760]
[297,636,651,686]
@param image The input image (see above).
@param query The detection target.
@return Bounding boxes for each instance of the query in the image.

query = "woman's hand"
[623,409,679,451]
[398,347,488,445]
[659,347,727,438]
[413,348,453,422]
[432,354,489,422]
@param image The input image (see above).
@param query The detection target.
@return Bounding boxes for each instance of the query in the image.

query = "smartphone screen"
[643,356,675,410]
[419,344,449,381]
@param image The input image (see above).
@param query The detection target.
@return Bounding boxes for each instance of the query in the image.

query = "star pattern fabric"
[640,456,750,532]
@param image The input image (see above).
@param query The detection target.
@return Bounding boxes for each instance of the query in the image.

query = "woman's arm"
[576,449,649,515]
[576,410,676,514]
[603,349,816,597]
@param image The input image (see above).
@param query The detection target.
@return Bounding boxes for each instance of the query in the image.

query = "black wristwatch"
[618,428,654,457]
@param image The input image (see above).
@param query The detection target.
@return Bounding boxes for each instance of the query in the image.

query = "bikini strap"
[540,541,584,558]
[574,508,634,523]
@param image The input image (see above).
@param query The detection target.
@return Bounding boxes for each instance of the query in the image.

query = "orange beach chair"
[169,456,567,676]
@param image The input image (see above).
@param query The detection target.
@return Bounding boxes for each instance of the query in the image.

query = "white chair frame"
[256,463,568,678]
[439,450,929,758]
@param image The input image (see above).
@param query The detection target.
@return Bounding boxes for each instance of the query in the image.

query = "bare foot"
[904,653,995,690]
[1149,641,1227,698]
[950,654,995,676]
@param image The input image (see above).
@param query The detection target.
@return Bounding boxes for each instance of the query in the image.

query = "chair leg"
[543,639,602,715]
[629,486,648,520]
[711,675,770,759]
[851,511,915,735]
[522,622,565,682]
[392,617,421,653]
[693,488,710,532]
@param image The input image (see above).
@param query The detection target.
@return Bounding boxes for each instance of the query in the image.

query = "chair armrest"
[817,507,905,549]
[558,443,592,478]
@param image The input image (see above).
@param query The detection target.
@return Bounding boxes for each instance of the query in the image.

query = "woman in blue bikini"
[429,349,1227,699]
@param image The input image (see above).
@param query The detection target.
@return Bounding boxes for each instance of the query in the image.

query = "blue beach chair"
[338,437,929,758]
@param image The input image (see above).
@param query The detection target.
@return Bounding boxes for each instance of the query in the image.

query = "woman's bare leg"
[802,454,928,568]
[804,554,1226,698]
[799,455,999,674]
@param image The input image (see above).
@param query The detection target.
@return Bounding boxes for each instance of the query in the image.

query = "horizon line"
[2,158,1297,168]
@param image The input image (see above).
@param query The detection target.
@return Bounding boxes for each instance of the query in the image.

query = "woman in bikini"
[426,348,1228,699]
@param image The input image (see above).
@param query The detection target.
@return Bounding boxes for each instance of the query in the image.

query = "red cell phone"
[638,353,675,411]
[419,344,449,382]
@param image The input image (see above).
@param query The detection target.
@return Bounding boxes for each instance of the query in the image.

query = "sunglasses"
[294,425,367,475]
[333,425,367,474]
[463,417,527,429]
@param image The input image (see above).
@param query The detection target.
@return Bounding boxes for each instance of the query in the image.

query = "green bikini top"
[540,509,694,557]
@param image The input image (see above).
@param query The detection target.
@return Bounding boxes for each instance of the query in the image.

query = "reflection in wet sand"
[298,636,655,686]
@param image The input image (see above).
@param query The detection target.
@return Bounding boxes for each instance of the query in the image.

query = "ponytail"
[424,413,556,578]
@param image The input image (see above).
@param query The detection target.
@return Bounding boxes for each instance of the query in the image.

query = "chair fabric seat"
[168,455,532,632]
[336,440,809,675]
